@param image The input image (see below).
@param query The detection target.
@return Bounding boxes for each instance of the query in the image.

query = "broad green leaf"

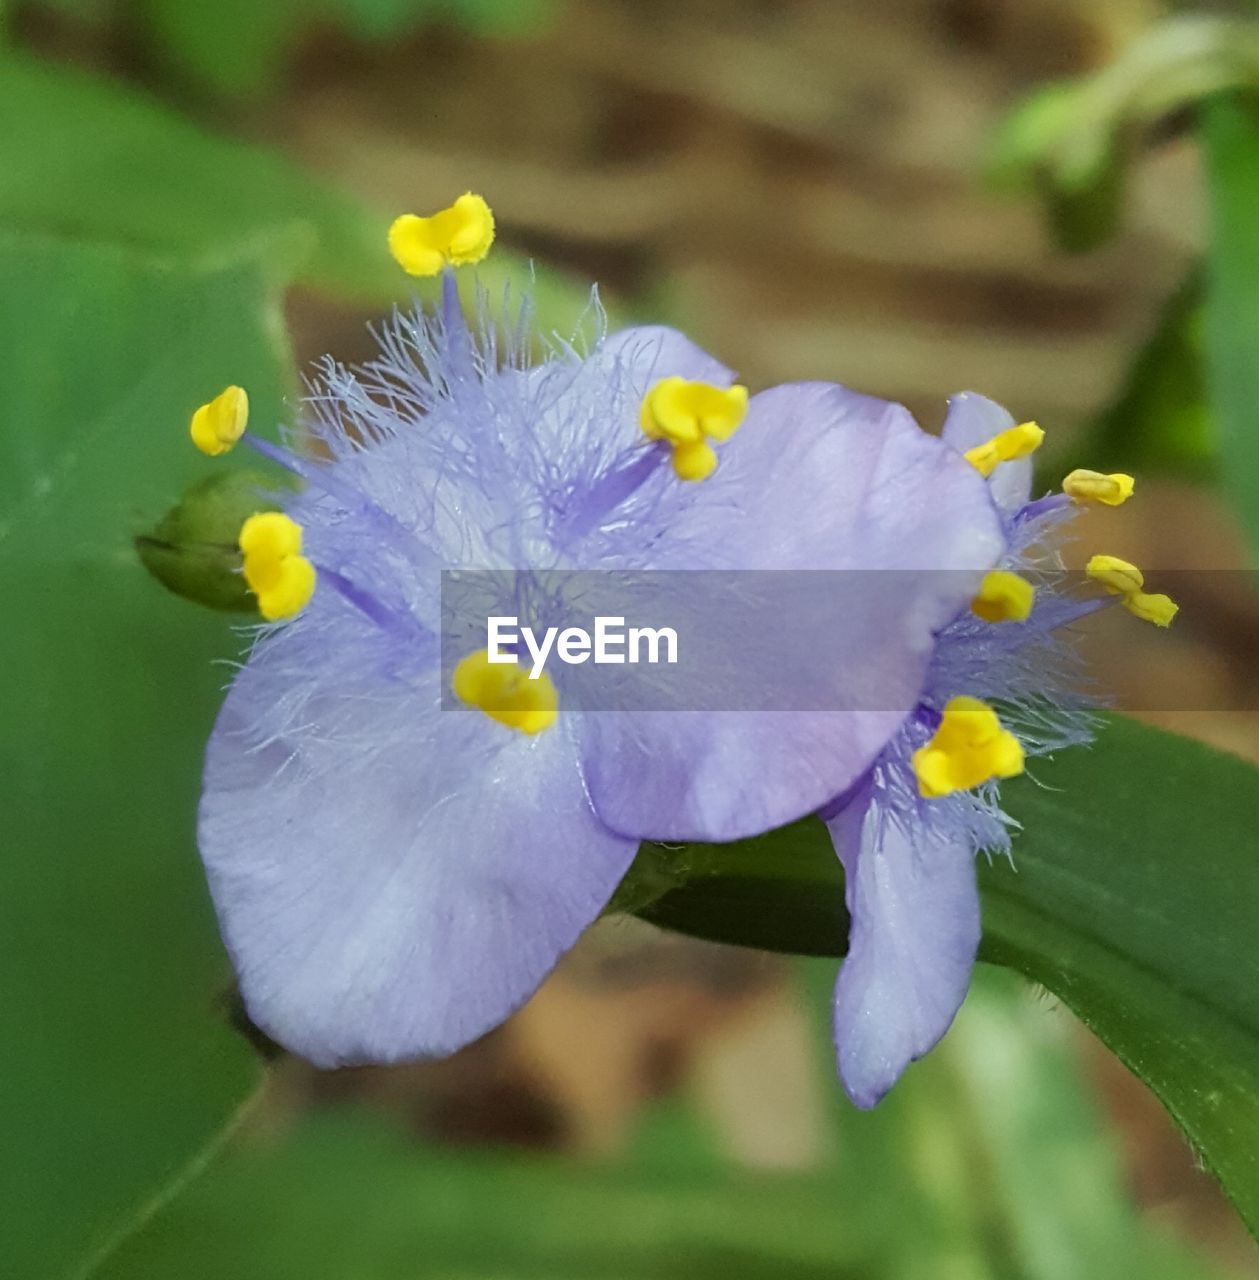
[0,52,396,300]
[632,716,1259,1237]
[1203,94,1259,562]
[0,231,287,1277]
[0,54,616,331]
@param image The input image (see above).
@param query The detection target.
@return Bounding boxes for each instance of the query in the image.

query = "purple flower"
[820,392,1175,1108]
[191,198,1173,1090]
[193,246,1010,1068]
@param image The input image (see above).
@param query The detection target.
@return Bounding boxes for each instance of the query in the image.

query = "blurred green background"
[3,1,1259,1277]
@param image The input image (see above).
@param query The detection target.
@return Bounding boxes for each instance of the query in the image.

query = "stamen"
[1063,469,1134,506]
[1014,492,1071,524]
[971,570,1035,623]
[964,421,1044,478]
[670,440,718,482]
[1123,591,1178,627]
[1086,554,1144,596]
[239,512,317,621]
[388,194,495,277]
[190,386,248,456]
[911,696,1025,798]
[452,648,557,735]
[1086,554,1178,627]
[640,377,748,481]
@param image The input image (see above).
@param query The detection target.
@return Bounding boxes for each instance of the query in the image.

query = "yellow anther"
[239,512,316,621]
[1086,554,1144,596]
[452,648,558,735]
[1086,554,1177,627]
[641,377,749,444]
[1063,469,1135,506]
[190,385,248,456]
[911,696,1025,799]
[1123,591,1178,628]
[388,193,495,276]
[964,421,1045,478]
[670,439,718,482]
[641,377,748,481]
[971,570,1035,623]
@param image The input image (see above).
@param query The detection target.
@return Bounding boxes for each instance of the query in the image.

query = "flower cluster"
[188,195,1174,1104]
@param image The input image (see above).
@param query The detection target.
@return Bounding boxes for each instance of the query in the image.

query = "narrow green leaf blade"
[631,717,1259,1235]
[99,1111,873,1279]
[1073,271,1214,482]
[1203,94,1259,562]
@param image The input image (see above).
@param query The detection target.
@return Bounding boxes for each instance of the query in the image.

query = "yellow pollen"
[670,439,718,481]
[1086,554,1177,627]
[452,648,558,735]
[388,193,495,276]
[190,385,248,456]
[1063,469,1134,506]
[640,377,749,481]
[239,512,316,621]
[911,696,1026,799]
[964,421,1045,478]
[971,570,1035,623]
[1123,590,1178,628]
[1086,554,1144,596]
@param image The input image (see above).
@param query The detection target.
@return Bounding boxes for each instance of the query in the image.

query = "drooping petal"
[826,787,982,1109]
[941,391,1033,512]
[199,630,636,1068]
[582,382,1007,841]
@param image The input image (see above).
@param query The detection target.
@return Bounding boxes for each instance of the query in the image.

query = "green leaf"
[1203,94,1259,562]
[333,0,553,41]
[134,0,554,99]
[29,0,113,20]
[100,1109,877,1279]
[1074,272,1213,482]
[793,962,1232,1280]
[96,973,1230,1279]
[989,81,1130,253]
[0,52,397,300]
[631,716,1259,1237]
[332,0,442,41]
[989,15,1259,252]
[0,230,286,1277]
[135,0,310,101]
[433,0,554,35]
[0,53,617,332]
[136,470,282,614]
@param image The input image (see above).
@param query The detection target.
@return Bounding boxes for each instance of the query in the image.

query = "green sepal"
[136,469,280,613]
